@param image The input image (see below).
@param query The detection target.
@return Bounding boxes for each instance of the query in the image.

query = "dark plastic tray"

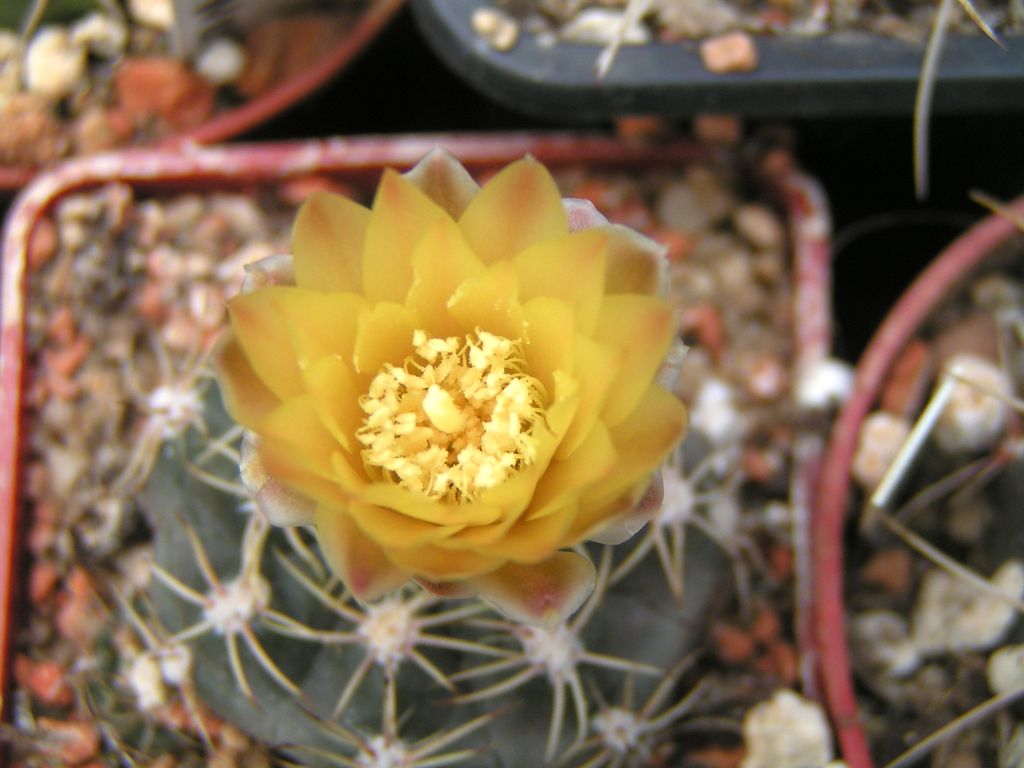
[413,0,1024,119]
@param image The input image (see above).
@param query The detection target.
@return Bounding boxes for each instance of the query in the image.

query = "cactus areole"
[215,149,687,625]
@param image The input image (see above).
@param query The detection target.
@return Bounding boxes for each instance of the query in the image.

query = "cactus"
[133,386,727,766]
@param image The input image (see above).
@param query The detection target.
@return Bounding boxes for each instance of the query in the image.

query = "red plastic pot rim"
[814,195,1024,768]
[0,0,405,192]
[0,135,831,739]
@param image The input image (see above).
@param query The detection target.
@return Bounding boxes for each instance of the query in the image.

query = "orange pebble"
[44,335,92,377]
[14,656,73,707]
[768,543,795,581]
[880,339,932,417]
[764,639,799,685]
[615,115,672,140]
[684,745,746,768]
[681,302,726,359]
[859,547,913,596]
[700,32,759,74]
[46,307,76,346]
[29,560,60,603]
[134,280,167,323]
[653,228,695,262]
[712,622,756,664]
[750,605,782,645]
[37,719,100,765]
[28,218,58,271]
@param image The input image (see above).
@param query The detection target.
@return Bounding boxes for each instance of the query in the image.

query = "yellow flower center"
[357,329,544,503]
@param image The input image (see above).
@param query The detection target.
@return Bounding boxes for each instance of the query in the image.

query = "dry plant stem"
[877,509,1024,614]
[881,685,1024,768]
[913,0,955,200]
[869,373,957,514]
[596,0,653,78]
[892,453,995,524]
[21,0,49,38]
[969,192,1024,231]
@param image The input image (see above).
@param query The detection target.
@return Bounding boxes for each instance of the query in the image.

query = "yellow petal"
[594,295,676,426]
[259,395,340,477]
[589,473,661,545]
[474,506,575,561]
[352,301,418,376]
[514,229,608,336]
[347,499,463,549]
[302,355,364,453]
[446,260,525,341]
[468,550,596,627]
[402,147,481,218]
[315,504,408,601]
[528,420,617,521]
[386,542,504,582]
[521,297,575,399]
[275,290,368,365]
[258,434,350,509]
[363,169,448,303]
[406,217,486,337]
[604,224,668,297]
[292,191,370,293]
[574,385,686,537]
[556,335,621,460]
[240,432,316,526]
[214,335,280,429]
[227,289,306,400]
[359,482,503,527]
[458,157,567,265]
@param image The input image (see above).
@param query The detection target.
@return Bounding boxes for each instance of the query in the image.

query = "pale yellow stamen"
[357,329,545,503]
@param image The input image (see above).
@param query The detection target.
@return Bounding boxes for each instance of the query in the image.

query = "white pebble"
[690,377,747,447]
[912,560,1024,655]
[560,8,651,45]
[741,690,835,768]
[934,353,1009,453]
[127,653,166,711]
[852,411,911,491]
[795,357,854,412]
[987,643,1024,695]
[24,26,86,100]
[71,12,127,59]
[130,0,174,30]
[471,7,520,52]
[158,644,192,686]
[733,203,784,251]
[851,611,921,678]
[194,37,248,86]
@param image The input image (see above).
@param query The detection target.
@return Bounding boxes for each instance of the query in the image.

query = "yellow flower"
[216,150,686,625]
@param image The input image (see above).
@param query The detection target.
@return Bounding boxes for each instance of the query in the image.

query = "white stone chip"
[987,643,1024,696]
[690,377,747,448]
[24,27,86,100]
[130,0,175,30]
[741,690,835,768]
[560,8,651,45]
[852,411,911,491]
[795,357,854,412]
[851,611,921,678]
[934,353,1009,453]
[195,37,248,86]
[912,560,1024,655]
[71,12,127,59]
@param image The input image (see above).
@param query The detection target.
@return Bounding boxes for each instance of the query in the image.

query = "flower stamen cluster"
[357,329,544,503]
